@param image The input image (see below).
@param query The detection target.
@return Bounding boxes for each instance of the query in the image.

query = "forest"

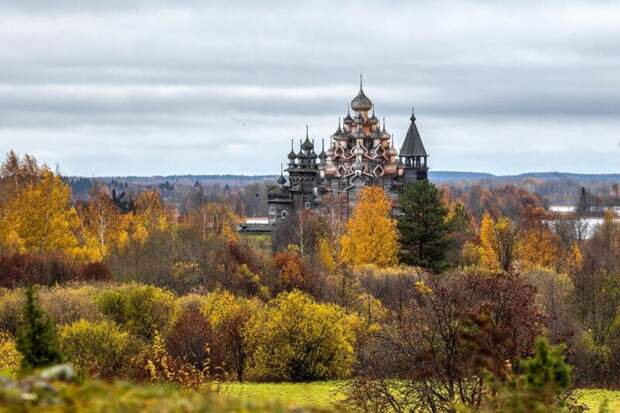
[1,150,620,412]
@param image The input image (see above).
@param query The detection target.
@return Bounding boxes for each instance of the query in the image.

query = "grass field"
[223,382,620,411]
[576,389,620,412]
[223,381,344,408]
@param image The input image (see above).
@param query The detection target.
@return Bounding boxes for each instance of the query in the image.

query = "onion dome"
[319,140,327,162]
[333,118,342,136]
[343,108,353,124]
[382,118,390,139]
[277,164,286,185]
[350,74,373,112]
[302,126,314,151]
[309,144,318,159]
[302,138,314,151]
[287,139,296,160]
[297,139,305,158]
[369,106,379,124]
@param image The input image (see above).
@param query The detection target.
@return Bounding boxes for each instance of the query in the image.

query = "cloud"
[0,0,619,175]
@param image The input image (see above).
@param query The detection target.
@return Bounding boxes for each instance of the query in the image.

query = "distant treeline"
[65,171,620,212]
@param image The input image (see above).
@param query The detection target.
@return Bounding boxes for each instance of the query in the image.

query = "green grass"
[0,379,334,412]
[223,383,620,412]
[222,381,344,408]
[577,389,620,412]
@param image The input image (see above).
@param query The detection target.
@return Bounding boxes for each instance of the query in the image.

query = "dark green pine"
[16,286,63,370]
[398,180,453,273]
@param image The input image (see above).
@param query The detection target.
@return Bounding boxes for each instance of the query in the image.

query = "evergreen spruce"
[397,180,453,272]
[16,286,63,370]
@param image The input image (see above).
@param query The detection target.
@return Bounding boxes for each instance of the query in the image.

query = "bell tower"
[399,108,428,181]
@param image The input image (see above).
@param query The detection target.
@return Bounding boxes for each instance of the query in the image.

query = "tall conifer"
[398,180,452,272]
[16,286,63,370]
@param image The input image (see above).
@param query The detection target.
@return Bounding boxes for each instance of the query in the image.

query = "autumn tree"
[571,211,620,345]
[131,190,171,244]
[339,187,398,268]
[478,212,520,273]
[201,291,262,381]
[518,206,559,270]
[346,271,543,412]
[0,169,82,257]
[77,183,129,261]
[186,202,238,241]
[272,209,326,258]
[243,290,360,382]
[398,180,453,272]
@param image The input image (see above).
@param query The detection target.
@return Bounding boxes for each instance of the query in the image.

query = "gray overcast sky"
[1,0,619,176]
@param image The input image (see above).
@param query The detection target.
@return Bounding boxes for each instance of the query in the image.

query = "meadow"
[224,382,620,412]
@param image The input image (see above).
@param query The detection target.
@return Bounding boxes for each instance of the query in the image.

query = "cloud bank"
[1,0,619,175]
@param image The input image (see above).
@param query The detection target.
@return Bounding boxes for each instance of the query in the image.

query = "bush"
[243,290,359,382]
[202,290,262,381]
[0,288,24,334]
[59,320,136,379]
[0,286,104,335]
[0,331,21,375]
[0,253,111,288]
[476,338,574,412]
[39,285,103,326]
[165,296,220,372]
[96,283,177,341]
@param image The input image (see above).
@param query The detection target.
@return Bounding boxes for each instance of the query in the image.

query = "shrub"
[202,290,262,381]
[96,283,177,341]
[243,290,359,382]
[0,288,24,334]
[0,331,21,375]
[146,331,213,388]
[59,320,136,379]
[477,338,574,412]
[16,286,63,369]
[165,297,220,372]
[0,253,111,288]
[39,285,103,326]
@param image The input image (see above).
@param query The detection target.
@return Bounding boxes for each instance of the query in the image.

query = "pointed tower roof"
[400,108,427,157]
[350,74,373,112]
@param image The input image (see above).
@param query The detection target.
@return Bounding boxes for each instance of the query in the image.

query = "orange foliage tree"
[518,206,559,270]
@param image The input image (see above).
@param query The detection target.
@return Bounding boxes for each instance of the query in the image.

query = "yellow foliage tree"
[0,170,82,257]
[339,187,398,268]
[479,212,500,271]
[77,184,130,261]
[567,241,583,275]
[478,212,519,272]
[317,237,337,273]
[131,191,171,244]
[187,202,239,241]
[519,227,559,270]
